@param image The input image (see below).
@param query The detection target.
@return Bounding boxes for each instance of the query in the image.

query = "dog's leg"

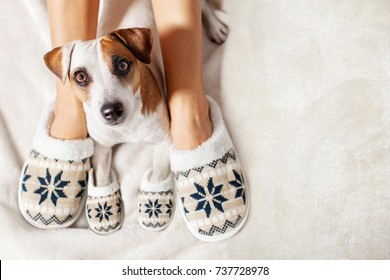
[150,139,171,184]
[139,137,172,191]
[138,138,174,231]
[87,141,123,234]
[91,142,113,186]
[201,0,229,44]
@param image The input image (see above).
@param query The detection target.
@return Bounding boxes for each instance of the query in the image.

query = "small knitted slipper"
[170,96,249,241]
[86,169,123,234]
[138,169,175,231]
[18,103,94,229]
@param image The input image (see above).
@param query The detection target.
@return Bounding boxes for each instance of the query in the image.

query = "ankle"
[168,90,209,121]
[50,106,88,140]
[50,80,88,139]
[169,91,213,150]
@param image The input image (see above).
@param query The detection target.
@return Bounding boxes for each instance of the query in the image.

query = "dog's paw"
[203,9,229,44]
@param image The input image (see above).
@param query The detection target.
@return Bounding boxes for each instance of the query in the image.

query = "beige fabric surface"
[0,0,389,259]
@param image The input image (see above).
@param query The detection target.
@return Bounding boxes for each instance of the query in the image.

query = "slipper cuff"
[32,102,94,161]
[87,169,120,197]
[140,169,174,192]
[170,96,233,172]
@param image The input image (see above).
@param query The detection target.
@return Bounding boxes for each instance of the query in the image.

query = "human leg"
[47,0,100,139]
[17,0,99,229]
[152,0,249,241]
[151,0,212,150]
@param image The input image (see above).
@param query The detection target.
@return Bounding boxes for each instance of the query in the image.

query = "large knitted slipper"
[138,169,175,231]
[170,96,249,241]
[18,103,94,229]
[86,169,123,234]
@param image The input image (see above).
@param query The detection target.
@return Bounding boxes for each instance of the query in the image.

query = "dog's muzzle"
[100,102,124,125]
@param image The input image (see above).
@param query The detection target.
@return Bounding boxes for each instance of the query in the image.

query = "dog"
[44,27,171,190]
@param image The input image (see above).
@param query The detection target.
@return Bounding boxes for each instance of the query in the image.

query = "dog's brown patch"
[100,35,162,114]
[100,36,141,90]
[139,62,162,114]
[69,74,91,102]
[110,28,153,64]
[44,47,63,81]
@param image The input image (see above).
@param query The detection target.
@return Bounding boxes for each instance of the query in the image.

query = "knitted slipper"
[18,102,94,229]
[86,169,123,234]
[170,96,249,241]
[138,169,175,231]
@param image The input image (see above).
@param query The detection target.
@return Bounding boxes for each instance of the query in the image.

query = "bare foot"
[201,1,229,44]
[169,92,213,150]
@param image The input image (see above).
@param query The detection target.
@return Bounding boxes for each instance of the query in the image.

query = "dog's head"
[44,28,162,126]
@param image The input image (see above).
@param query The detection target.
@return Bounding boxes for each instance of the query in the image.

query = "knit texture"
[19,150,90,228]
[138,190,174,230]
[86,190,122,234]
[175,148,247,240]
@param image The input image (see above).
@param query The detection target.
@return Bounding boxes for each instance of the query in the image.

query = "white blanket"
[0,0,389,259]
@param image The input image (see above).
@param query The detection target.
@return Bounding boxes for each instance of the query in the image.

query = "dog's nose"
[100,102,124,123]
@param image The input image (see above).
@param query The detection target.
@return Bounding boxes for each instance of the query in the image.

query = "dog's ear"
[43,41,77,84]
[110,28,153,64]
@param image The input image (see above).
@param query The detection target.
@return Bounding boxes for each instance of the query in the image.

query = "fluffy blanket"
[0,0,389,259]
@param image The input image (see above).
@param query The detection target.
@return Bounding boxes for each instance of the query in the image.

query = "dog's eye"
[117,59,130,74]
[118,61,128,72]
[74,71,89,86]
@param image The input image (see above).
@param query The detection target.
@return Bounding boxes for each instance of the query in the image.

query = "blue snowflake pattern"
[34,169,69,206]
[166,199,173,217]
[87,207,92,219]
[181,197,189,214]
[229,169,246,204]
[21,166,31,192]
[76,171,88,198]
[95,202,113,222]
[190,178,228,218]
[116,196,122,214]
[145,199,162,218]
